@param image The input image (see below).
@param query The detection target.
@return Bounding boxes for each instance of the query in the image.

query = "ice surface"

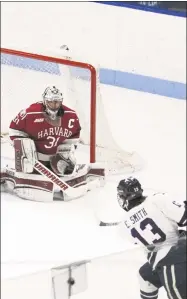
[1,85,185,299]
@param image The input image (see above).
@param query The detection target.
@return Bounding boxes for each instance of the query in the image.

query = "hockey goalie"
[1,86,105,202]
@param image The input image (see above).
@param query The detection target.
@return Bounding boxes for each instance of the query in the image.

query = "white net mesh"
[1,48,143,174]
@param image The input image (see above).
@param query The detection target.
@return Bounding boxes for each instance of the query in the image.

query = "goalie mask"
[43,86,63,120]
[117,177,145,211]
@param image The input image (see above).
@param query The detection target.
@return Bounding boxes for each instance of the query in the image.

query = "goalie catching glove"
[13,138,77,177]
[50,143,77,176]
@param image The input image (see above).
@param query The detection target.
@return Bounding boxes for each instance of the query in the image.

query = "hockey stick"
[1,136,88,199]
[33,160,88,198]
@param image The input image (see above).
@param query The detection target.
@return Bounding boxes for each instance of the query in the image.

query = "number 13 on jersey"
[131,218,166,246]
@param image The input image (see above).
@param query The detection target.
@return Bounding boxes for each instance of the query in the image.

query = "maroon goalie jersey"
[9,102,81,161]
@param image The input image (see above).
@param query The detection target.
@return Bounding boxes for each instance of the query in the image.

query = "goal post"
[1,47,97,163]
[0,47,143,174]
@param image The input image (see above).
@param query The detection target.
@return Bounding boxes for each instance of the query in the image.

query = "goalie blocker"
[1,138,105,201]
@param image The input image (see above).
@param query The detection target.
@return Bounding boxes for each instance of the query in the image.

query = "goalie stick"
[1,136,88,199]
[33,160,88,198]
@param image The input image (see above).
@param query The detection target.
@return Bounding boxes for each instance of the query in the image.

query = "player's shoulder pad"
[26,102,44,114]
[146,192,168,208]
[62,104,77,115]
[147,192,185,211]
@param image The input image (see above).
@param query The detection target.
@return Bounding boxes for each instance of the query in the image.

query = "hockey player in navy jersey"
[111,177,186,299]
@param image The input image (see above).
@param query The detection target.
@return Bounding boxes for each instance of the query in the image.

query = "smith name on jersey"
[120,193,186,270]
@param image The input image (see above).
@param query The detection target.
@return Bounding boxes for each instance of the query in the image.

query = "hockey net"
[1,47,143,175]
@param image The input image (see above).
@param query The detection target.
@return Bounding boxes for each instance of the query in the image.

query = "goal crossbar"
[0,47,97,163]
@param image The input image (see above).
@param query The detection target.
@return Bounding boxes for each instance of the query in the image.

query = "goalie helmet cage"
[1,47,143,175]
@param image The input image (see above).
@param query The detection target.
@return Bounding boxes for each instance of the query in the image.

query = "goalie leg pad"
[14,138,37,173]
[1,167,54,202]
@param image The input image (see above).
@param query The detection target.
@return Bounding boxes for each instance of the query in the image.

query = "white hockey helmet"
[42,86,63,120]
